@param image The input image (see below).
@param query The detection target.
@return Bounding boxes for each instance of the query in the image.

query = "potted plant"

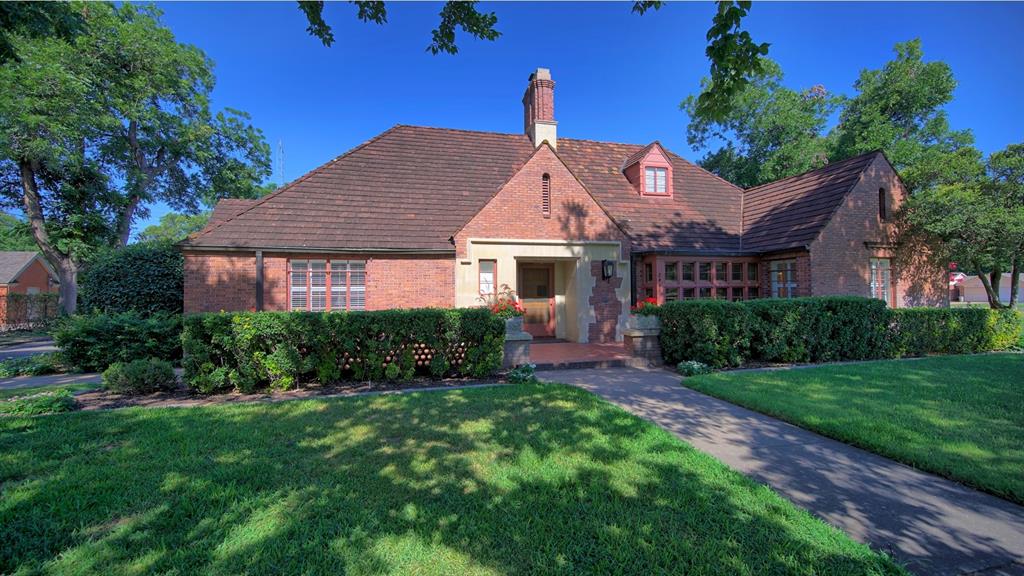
[485,285,526,333]
[628,297,660,330]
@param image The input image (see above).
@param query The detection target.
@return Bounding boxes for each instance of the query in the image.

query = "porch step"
[533,357,652,371]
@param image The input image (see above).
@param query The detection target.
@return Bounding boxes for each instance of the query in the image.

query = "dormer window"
[645,167,668,195]
[622,142,674,197]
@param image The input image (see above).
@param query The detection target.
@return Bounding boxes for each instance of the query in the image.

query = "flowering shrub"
[631,297,659,315]
[487,284,526,319]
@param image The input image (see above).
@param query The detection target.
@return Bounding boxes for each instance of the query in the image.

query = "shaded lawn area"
[684,354,1024,505]
[0,384,903,575]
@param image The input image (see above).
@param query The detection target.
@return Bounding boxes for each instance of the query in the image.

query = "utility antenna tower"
[276,139,285,186]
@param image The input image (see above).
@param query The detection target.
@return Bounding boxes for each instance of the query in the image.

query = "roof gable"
[0,251,48,284]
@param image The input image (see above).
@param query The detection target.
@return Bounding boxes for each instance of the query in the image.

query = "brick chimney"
[523,68,556,149]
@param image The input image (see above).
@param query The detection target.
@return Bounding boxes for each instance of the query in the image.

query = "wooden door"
[519,264,555,338]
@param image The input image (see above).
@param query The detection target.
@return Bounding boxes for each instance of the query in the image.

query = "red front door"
[519,264,555,338]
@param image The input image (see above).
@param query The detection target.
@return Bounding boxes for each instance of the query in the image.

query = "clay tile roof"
[557,139,745,253]
[209,199,259,225]
[742,151,883,253]
[0,251,43,284]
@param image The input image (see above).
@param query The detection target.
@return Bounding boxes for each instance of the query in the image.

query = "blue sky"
[138,1,1024,233]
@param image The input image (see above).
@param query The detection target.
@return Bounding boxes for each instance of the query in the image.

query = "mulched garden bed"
[72,377,508,411]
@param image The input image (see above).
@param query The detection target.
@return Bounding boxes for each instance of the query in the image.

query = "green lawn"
[0,384,903,575]
[683,354,1024,504]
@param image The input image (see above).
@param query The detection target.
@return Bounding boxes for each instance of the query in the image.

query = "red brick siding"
[589,260,622,342]
[7,260,57,295]
[454,145,628,259]
[809,155,946,306]
[184,251,454,313]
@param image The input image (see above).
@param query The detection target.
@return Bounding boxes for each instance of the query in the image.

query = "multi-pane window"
[645,262,653,282]
[749,286,760,299]
[665,287,679,302]
[714,262,727,282]
[683,288,695,299]
[479,260,496,296]
[644,166,668,194]
[699,262,711,281]
[770,259,798,298]
[291,259,365,311]
[731,263,743,282]
[869,258,892,305]
[748,263,758,283]
[665,262,677,282]
[681,263,694,281]
[699,287,712,299]
[716,287,728,300]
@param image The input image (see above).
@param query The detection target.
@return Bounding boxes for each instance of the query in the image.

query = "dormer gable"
[622,142,673,197]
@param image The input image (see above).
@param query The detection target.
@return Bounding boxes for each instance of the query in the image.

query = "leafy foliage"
[52,312,182,372]
[102,358,177,395]
[831,39,974,193]
[656,297,1020,368]
[136,211,211,243]
[78,241,183,314]
[0,1,84,63]
[0,213,36,251]
[0,353,64,378]
[683,59,840,187]
[690,1,770,124]
[182,308,505,393]
[906,142,1024,308]
[0,389,75,416]
[506,363,537,384]
[676,360,712,377]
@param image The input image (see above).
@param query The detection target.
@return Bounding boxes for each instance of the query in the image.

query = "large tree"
[682,58,840,188]
[905,144,1024,308]
[0,212,38,251]
[830,39,975,193]
[137,211,211,244]
[0,2,271,313]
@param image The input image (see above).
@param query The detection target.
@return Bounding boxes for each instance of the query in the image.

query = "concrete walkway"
[0,371,101,391]
[0,338,56,361]
[544,367,1024,576]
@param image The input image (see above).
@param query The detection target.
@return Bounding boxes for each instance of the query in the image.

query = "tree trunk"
[114,194,141,247]
[976,270,1005,309]
[1009,257,1021,308]
[19,160,79,315]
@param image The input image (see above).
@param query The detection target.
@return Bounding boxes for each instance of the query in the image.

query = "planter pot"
[505,316,524,334]
[628,314,660,331]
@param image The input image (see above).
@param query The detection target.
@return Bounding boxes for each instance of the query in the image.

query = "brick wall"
[589,260,623,342]
[809,154,946,307]
[184,251,455,313]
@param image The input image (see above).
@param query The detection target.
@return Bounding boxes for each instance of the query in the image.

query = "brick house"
[0,251,58,326]
[182,68,946,343]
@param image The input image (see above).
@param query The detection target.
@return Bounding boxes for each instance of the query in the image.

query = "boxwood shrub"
[52,312,182,372]
[102,358,178,395]
[182,308,505,394]
[656,297,1021,368]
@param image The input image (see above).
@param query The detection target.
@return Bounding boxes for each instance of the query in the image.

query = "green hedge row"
[182,308,505,394]
[656,297,1021,368]
[52,312,182,372]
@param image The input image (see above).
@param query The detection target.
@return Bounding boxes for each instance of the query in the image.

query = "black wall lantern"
[601,259,615,280]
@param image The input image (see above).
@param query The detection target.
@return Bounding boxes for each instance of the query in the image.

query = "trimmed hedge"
[78,241,183,314]
[52,312,182,372]
[102,358,178,395]
[656,297,1021,368]
[182,308,505,394]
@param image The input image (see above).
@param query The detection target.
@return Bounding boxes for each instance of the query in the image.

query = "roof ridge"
[744,150,882,193]
[392,124,529,140]
[662,149,745,193]
[184,125,405,244]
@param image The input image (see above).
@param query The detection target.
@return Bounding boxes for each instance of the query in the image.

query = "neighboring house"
[0,251,58,325]
[182,68,947,343]
[951,274,1022,305]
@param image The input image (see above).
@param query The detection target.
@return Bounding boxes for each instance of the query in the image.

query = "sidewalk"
[544,367,1024,576]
